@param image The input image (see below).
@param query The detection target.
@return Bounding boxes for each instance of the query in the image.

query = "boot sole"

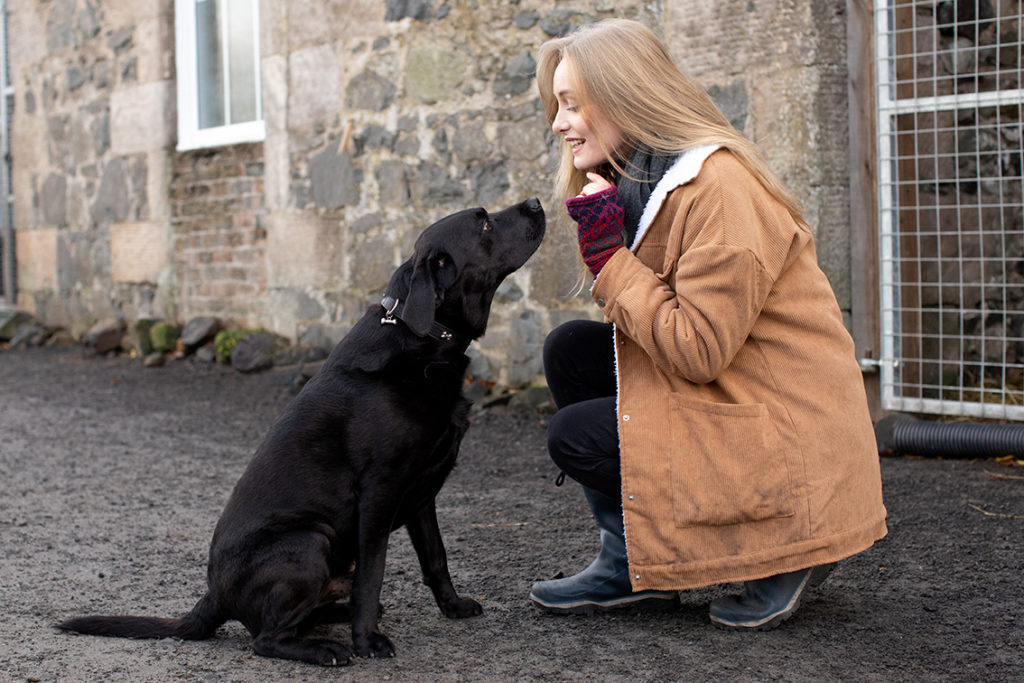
[709,566,826,631]
[529,592,679,615]
[709,598,801,631]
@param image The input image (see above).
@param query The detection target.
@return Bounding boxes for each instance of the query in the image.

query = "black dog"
[59,198,545,666]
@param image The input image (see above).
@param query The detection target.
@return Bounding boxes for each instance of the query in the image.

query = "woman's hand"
[578,172,613,197]
[565,179,625,278]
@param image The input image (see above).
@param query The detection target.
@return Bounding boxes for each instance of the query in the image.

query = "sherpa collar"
[629,145,720,251]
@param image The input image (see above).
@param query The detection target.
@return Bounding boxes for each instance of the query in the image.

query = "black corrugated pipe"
[875,414,1024,458]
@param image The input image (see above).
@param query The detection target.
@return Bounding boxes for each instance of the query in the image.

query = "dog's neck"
[379,294,472,351]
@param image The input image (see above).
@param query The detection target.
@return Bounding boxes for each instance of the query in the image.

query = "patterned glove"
[565,186,625,278]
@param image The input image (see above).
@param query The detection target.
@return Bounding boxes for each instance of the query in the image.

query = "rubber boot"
[529,486,679,614]
[708,563,836,630]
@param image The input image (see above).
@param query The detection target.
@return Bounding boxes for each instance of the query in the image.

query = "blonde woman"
[532,18,887,629]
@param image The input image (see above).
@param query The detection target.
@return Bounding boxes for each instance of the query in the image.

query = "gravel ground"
[1,346,1022,682]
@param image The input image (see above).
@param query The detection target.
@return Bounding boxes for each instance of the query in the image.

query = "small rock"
[8,324,49,349]
[507,386,554,413]
[230,332,290,373]
[45,329,76,348]
[143,352,167,367]
[463,380,491,402]
[86,318,124,354]
[194,345,216,363]
[0,310,35,340]
[181,316,223,351]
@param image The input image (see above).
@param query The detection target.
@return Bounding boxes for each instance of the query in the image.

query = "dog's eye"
[482,221,492,232]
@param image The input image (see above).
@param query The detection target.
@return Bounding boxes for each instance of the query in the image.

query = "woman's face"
[550,59,625,171]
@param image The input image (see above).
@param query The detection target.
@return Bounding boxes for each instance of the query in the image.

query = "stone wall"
[9,0,857,387]
[9,0,175,335]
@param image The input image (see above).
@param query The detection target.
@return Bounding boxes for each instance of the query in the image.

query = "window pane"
[227,0,257,124]
[195,0,224,129]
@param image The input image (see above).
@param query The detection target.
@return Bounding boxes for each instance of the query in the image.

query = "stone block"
[40,174,68,227]
[309,142,362,210]
[288,44,340,130]
[350,232,397,293]
[146,149,170,222]
[111,222,168,284]
[404,45,468,104]
[15,228,57,293]
[288,0,382,46]
[102,0,167,27]
[497,119,546,162]
[266,211,344,289]
[7,4,47,67]
[264,132,290,211]
[134,16,174,84]
[262,56,287,135]
[493,51,536,99]
[91,159,131,225]
[110,81,174,155]
[346,70,397,112]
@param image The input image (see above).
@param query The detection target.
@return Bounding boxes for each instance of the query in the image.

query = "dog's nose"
[524,197,542,213]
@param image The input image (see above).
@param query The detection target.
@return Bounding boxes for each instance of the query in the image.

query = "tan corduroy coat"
[591,147,887,591]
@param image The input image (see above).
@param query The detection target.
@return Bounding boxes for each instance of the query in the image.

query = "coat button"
[597,298,606,307]
[627,494,635,501]
[622,414,630,421]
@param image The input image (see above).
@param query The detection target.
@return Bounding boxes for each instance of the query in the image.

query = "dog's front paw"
[312,639,354,666]
[440,595,483,619]
[353,630,395,659]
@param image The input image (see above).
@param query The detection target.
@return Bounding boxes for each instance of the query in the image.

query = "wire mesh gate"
[874,0,1024,420]
[0,0,13,307]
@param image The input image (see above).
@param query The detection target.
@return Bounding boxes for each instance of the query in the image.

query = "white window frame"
[175,0,265,151]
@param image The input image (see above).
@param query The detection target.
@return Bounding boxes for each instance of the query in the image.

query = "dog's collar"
[380,294,470,348]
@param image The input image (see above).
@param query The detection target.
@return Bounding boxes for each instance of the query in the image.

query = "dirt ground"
[1,346,1022,682]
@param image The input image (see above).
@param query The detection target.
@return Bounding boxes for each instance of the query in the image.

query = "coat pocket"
[669,395,795,528]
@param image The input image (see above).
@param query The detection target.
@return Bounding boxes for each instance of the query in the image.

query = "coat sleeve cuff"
[589,246,634,309]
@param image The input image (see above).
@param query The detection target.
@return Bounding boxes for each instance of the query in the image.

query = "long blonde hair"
[537,18,806,226]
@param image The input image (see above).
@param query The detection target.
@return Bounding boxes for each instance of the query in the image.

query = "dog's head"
[386,197,545,342]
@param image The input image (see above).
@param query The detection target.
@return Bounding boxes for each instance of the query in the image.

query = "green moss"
[149,321,182,352]
[214,327,266,364]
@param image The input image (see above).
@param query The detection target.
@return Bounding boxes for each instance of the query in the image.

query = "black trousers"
[543,319,622,499]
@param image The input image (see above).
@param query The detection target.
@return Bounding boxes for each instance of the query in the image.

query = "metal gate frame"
[0,0,14,308]
[874,0,1024,421]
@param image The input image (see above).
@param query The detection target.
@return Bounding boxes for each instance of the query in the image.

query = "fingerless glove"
[565,186,625,278]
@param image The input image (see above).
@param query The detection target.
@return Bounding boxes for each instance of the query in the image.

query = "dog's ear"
[401,255,437,336]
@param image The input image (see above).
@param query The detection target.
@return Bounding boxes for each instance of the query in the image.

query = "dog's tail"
[57,592,224,641]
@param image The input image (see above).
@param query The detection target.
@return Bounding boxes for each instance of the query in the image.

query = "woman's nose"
[551,113,568,134]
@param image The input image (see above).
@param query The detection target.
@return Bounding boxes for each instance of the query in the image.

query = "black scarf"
[616,144,678,247]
